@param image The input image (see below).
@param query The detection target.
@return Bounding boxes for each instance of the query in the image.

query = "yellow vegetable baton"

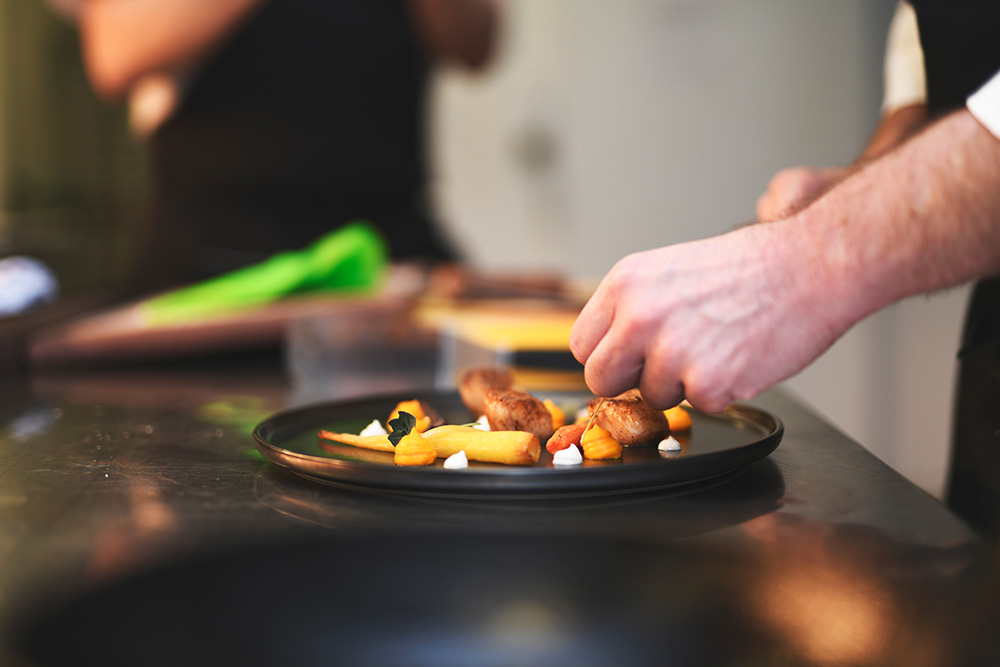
[318,424,540,466]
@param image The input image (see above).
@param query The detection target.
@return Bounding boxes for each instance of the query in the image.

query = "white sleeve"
[882,1,927,113]
[968,70,1000,140]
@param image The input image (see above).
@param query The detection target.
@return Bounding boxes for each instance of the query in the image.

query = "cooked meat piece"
[483,387,554,443]
[458,367,515,416]
[418,400,447,429]
[587,389,670,447]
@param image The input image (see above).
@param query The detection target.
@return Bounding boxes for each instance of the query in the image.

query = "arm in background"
[77,0,501,103]
[77,0,264,101]
[756,0,929,221]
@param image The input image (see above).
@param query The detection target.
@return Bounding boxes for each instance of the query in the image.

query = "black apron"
[140,0,456,282]
[908,0,1000,114]
[908,0,1000,536]
[951,277,1000,536]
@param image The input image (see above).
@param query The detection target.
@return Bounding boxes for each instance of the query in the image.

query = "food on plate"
[587,389,671,447]
[443,450,469,469]
[543,399,566,430]
[483,387,555,443]
[458,367,515,415]
[552,443,583,466]
[388,399,445,434]
[394,431,437,466]
[318,368,692,468]
[658,435,682,452]
[319,422,540,466]
[422,425,540,465]
[359,419,388,436]
[317,430,395,452]
[579,423,623,460]
[663,405,692,432]
[546,423,587,454]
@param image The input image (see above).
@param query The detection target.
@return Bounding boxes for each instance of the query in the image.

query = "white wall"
[430,0,965,498]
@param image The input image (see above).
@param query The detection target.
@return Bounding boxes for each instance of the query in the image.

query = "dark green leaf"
[388,411,417,447]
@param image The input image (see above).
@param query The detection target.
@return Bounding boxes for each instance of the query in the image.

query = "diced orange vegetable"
[389,400,431,433]
[546,423,586,454]
[393,432,437,466]
[580,424,622,460]
[543,399,566,430]
[663,405,692,432]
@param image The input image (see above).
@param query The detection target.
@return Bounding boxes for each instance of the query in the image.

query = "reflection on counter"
[9,525,996,667]
[252,458,786,540]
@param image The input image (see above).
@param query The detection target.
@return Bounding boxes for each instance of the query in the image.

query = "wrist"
[769,206,885,342]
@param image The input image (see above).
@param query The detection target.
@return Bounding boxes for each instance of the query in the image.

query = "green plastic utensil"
[142,221,387,325]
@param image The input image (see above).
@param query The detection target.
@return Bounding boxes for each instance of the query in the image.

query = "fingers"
[636,337,684,410]
[638,376,684,411]
[635,347,732,413]
[757,166,828,222]
[569,284,614,366]
[755,190,776,222]
[598,332,733,413]
[573,251,680,400]
[682,381,733,414]
[572,258,650,397]
[583,330,644,398]
[571,278,638,397]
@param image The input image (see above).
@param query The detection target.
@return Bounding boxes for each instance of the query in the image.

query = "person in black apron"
[951,277,1000,537]
[755,0,1000,538]
[566,1,1000,539]
[76,0,498,285]
[904,0,1000,538]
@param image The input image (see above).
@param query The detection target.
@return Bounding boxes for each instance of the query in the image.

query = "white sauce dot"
[359,419,388,437]
[552,444,583,466]
[443,450,469,469]
[658,435,682,452]
[472,415,490,431]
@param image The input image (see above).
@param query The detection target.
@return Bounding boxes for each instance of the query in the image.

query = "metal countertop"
[0,358,995,666]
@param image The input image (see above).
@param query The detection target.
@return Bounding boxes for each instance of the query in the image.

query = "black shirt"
[151,0,456,276]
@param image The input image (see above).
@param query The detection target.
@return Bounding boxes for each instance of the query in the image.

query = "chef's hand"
[569,222,846,413]
[756,166,846,221]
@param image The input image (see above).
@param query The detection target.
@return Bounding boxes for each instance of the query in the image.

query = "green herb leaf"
[388,411,418,447]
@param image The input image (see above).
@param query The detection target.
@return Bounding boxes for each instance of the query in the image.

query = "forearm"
[858,103,928,161]
[79,0,263,100]
[755,105,929,222]
[792,109,1000,328]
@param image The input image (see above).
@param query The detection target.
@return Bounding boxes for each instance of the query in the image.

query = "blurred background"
[0,0,966,498]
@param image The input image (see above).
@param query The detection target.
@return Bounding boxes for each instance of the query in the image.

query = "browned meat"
[419,400,448,429]
[587,389,670,447]
[483,388,554,443]
[458,367,515,416]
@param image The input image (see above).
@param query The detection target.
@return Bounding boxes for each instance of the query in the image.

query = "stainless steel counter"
[0,357,996,666]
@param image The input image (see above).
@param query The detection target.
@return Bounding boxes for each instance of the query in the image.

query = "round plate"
[253,390,783,498]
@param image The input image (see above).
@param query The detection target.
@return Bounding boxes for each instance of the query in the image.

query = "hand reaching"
[569,222,849,413]
[572,109,1000,414]
[756,166,846,221]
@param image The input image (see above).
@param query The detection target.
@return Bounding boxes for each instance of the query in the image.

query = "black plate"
[253,390,783,498]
